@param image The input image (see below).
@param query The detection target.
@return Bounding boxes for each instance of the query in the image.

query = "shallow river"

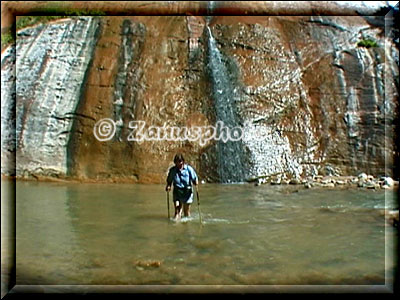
[8,180,398,291]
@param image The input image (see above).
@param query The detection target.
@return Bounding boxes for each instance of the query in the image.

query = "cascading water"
[205,25,250,183]
[207,1,216,15]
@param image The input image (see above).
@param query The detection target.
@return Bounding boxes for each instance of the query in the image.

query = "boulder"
[358,173,368,180]
[383,177,394,187]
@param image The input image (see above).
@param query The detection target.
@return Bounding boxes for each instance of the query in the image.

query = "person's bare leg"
[183,203,190,217]
[174,201,182,220]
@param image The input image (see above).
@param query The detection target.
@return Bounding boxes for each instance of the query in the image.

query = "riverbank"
[1,174,141,185]
[3,172,400,190]
[254,173,399,191]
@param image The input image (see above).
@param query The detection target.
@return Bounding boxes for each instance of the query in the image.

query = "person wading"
[166,154,198,220]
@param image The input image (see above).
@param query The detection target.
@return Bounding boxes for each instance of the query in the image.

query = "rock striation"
[9,17,100,178]
[1,12,398,183]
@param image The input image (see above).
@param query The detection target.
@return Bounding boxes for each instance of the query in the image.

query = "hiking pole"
[167,190,170,219]
[195,185,203,225]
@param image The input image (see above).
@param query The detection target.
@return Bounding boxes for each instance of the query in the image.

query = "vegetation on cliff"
[2,8,105,50]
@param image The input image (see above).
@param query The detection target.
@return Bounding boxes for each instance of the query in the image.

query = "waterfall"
[207,1,216,15]
[205,26,249,183]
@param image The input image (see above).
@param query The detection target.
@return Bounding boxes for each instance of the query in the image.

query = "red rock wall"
[2,13,398,182]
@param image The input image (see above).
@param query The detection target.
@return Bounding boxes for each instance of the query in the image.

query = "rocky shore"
[254,173,399,191]
[9,171,399,190]
[253,172,399,227]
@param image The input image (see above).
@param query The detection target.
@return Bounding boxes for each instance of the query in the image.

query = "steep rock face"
[66,16,214,183]
[280,16,397,177]
[1,15,398,182]
[1,45,16,176]
[208,16,398,180]
[3,17,100,177]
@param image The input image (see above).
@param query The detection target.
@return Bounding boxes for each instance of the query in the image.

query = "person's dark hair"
[174,153,185,163]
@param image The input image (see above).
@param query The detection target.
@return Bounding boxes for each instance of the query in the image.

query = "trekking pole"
[167,190,170,219]
[195,185,203,225]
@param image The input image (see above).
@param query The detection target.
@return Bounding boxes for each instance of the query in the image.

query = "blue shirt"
[167,164,198,189]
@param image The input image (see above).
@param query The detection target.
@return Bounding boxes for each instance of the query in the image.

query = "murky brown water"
[8,180,397,289]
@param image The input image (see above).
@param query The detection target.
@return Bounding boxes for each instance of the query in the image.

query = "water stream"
[206,26,249,183]
[11,180,397,288]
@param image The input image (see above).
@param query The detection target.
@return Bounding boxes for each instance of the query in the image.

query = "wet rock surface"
[255,173,399,190]
[1,12,398,183]
[4,17,100,178]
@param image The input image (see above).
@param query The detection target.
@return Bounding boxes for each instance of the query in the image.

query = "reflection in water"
[14,181,397,287]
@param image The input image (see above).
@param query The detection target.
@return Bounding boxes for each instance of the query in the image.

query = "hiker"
[166,153,198,220]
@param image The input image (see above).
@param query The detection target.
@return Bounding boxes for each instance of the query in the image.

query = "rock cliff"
[1,12,398,183]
